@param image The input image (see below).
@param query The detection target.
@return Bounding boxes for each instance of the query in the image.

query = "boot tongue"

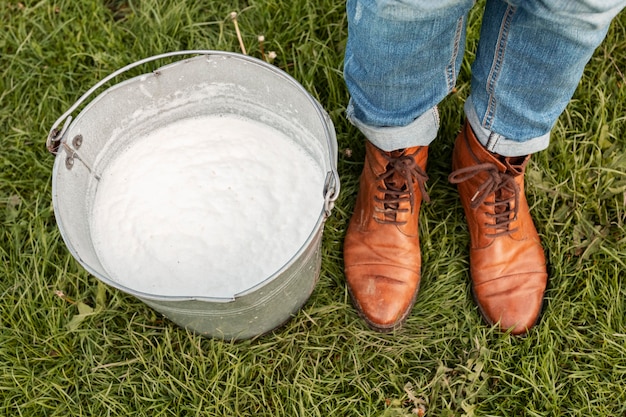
[385,149,411,189]
[493,155,528,222]
[380,149,418,221]
[370,145,429,224]
[501,155,529,175]
[387,168,407,190]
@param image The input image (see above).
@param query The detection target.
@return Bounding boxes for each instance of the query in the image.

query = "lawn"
[1,0,625,416]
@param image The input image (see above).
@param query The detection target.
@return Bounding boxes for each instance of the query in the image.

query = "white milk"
[90,114,325,298]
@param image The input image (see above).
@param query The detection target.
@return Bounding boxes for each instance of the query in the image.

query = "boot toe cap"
[473,272,546,335]
[346,267,420,332]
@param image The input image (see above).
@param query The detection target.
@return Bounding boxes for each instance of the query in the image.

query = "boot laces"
[449,162,521,237]
[374,148,429,225]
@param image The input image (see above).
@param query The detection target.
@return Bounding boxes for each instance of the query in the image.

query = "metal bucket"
[47,51,340,340]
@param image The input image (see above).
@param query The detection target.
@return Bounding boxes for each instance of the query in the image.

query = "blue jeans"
[344,0,626,156]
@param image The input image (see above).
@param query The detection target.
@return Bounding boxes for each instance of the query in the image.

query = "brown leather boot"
[449,122,547,335]
[344,141,429,332]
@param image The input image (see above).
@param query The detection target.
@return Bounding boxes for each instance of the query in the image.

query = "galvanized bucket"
[47,51,340,340]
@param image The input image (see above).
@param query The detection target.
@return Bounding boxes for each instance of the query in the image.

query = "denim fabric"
[344,0,626,156]
[344,0,474,151]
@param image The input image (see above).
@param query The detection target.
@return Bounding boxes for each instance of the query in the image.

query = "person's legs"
[344,0,475,151]
[467,0,626,156]
[343,0,474,331]
[450,0,626,334]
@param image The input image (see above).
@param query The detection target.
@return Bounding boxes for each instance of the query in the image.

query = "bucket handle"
[46,50,341,215]
[46,50,227,154]
[319,110,340,217]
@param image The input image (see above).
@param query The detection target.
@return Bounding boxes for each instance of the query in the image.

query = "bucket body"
[49,51,339,340]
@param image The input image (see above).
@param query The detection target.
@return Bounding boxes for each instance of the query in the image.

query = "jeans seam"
[482,4,517,129]
[433,105,440,128]
[485,132,501,151]
[446,15,465,92]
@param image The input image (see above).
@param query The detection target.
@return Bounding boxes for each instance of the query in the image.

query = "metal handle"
[318,105,341,216]
[46,50,341,215]
[46,50,235,154]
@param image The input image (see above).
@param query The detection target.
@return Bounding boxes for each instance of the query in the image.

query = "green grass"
[1,0,625,415]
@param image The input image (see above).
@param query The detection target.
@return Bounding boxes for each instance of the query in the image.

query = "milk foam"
[90,114,325,298]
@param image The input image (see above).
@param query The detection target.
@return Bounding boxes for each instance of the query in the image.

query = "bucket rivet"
[65,156,74,169]
[72,134,83,148]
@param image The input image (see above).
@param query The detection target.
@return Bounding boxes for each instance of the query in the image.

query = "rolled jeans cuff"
[347,101,440,152]
[464,97,551,157]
